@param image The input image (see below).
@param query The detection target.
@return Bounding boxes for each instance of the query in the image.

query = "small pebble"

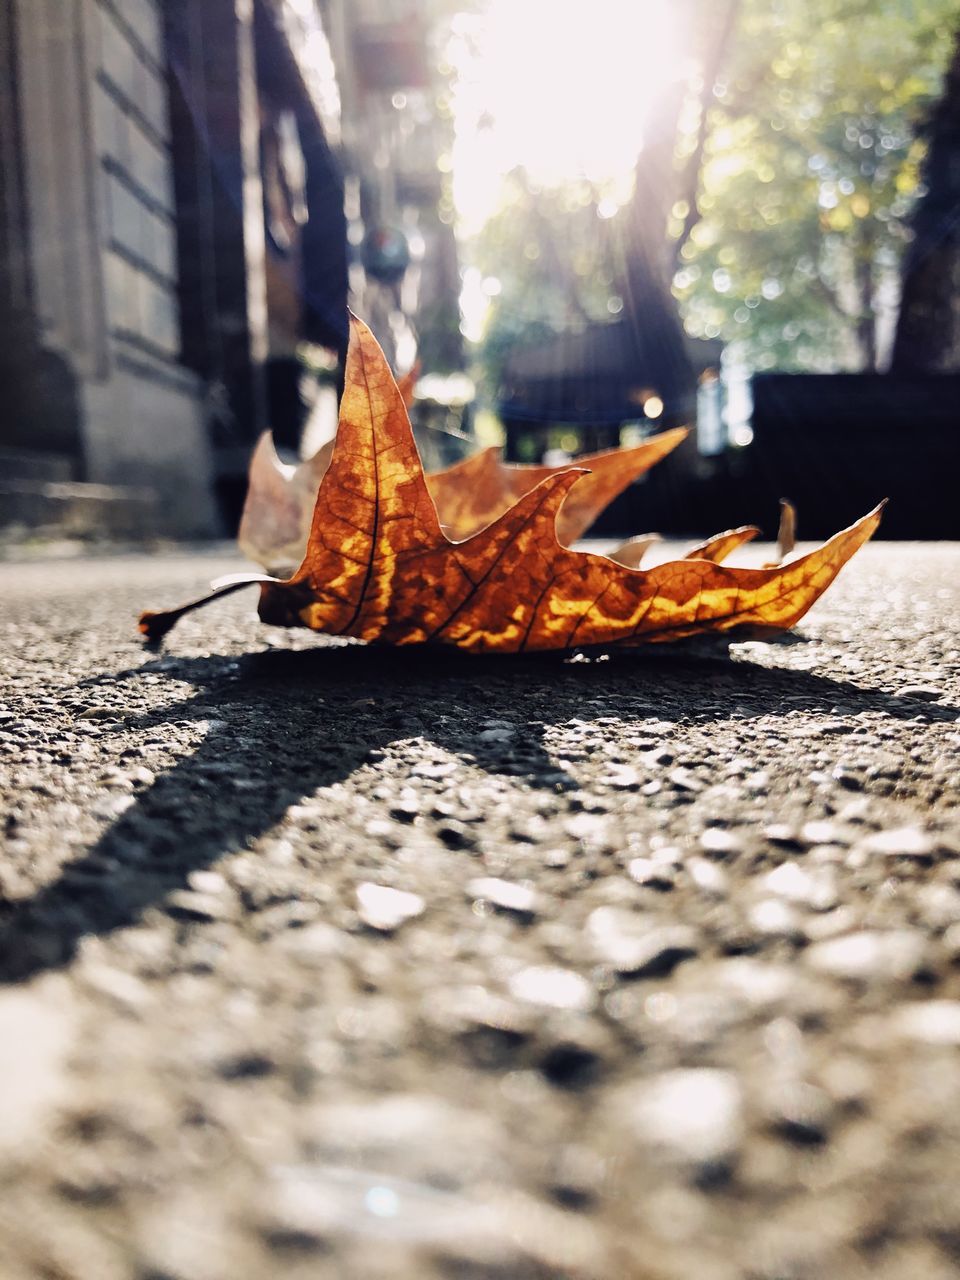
[767,1080,834,1145]
[890,1000,960,1046]
[699,828,741,856]
[627,858,676,890]
[801,820,845,846]
[477,726,516,744]
[916,883,960,930]
[389,797,421,822]
[165,890,233,923]
[859,827,937,859]
[749,899,801,938]
[600,765,641,789]
[356,883,425,932]
[804,929,928,982]
[564,814,611,843]
[763,862,838,911]
[281,922,349,963]
[764,824,802,847]
[509,966,594,1012]
[79,964,150,1011]
[436,820,475,850]
[588,909,699,977]
[713,958,795,1008]
[624,1069,743,1170]
[895,685,943,701]
[803,906,860,942]
[819,719,855,734]
[831,764,864,791]
[410,760,458,779]
[468,877,537,917]
[187,870,229,896]
[687,857,728,897]
[667,768,704,794]
[743,770,770,793]
[838,798,873,823]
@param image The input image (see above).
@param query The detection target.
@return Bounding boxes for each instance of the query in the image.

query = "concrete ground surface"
[1,540,959,1280]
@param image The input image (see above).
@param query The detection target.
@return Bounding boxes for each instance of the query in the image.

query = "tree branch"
[809,272,852,321]
[672,0,742,267]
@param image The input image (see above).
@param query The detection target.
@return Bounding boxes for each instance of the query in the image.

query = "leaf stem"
[138,575,277,642]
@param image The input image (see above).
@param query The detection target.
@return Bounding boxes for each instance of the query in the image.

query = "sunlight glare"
[451,0,683,232]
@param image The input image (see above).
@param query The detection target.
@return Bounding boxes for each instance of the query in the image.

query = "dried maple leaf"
[428,429,688,545]
[606,525,759,570]
[685,526,761,563]
[238,389,686,573]
[140,315,883,652]
[238,362,419,574]
[396,362,420,408]
[776,498,798,561]
[238,434,333,574]
[606,533,662,569]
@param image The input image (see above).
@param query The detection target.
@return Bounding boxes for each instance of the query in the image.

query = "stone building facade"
[0,0,460,539]
[0,0,216,536]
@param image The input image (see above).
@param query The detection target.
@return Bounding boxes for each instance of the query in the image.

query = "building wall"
[92,0,180,360]
[84,0,215,534]
[3,0,217,536]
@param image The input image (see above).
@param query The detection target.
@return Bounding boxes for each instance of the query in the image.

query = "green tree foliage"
[469,169,632,395]
[676,0,958,371]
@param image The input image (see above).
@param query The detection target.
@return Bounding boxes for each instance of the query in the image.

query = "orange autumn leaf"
[238,361,418,573]
[684,525,761,563]
[777,498,798,560]
[763,498,798,567]
[606,525,760,570]
[605,533,662,569]
[237,434,333,574]
[238,408,685,574]
[140,316,883,652]
[396,361,420,408]
[429,429,687,545]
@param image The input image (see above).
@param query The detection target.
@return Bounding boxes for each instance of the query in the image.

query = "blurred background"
[1,0,958,546]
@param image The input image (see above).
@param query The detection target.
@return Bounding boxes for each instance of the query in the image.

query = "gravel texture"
[0,541,959,1279]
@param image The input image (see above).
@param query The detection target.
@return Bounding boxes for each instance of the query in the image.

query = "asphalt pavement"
[1,540,959,1279]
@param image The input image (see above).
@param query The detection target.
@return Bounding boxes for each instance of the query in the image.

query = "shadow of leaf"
[1,642,953,983]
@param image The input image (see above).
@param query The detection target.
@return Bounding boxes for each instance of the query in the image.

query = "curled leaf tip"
[686,525,762,564]
[775,498,797,563]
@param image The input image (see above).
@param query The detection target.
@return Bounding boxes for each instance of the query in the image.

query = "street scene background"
[2,2,960,1278]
